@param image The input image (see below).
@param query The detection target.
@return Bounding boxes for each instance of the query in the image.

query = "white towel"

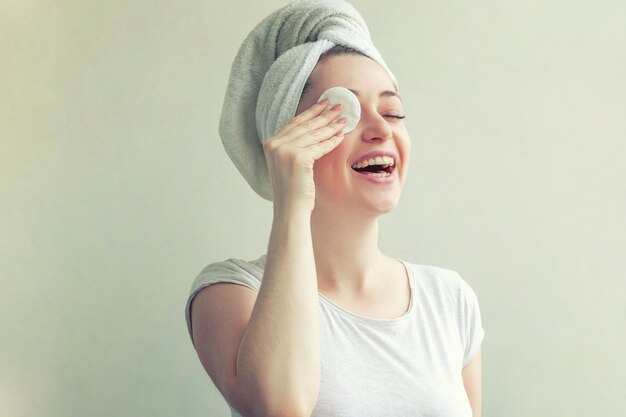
[219,0,397,201]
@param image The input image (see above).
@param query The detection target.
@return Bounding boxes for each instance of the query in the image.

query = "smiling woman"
[297,53,410,213]
[185,1,484,416]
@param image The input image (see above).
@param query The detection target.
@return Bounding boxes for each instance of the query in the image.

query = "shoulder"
[190,254,267,292]
[197,253,267,277]
[187,254,266,306]
[404,260,463,291]
[185,254,266,346]
[402,260,480,309]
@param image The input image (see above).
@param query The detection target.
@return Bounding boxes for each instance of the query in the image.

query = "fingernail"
[337,117,347,124]
[331,104,342,111]
[318,98,329,105]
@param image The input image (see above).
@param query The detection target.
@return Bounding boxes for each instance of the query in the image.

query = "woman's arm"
[191,209,319,417]
[192,101,345,417]
[462,347,482,417]
[234,208,321,417]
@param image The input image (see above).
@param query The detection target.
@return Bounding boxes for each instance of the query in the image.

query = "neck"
[310,203,388,294]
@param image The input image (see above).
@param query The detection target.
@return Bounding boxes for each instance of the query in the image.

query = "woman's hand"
[263,99,347,214]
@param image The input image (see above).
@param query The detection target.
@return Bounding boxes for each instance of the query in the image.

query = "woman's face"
[296,54,411,215]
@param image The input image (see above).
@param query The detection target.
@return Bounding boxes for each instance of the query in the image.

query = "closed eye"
[384,114,406,120]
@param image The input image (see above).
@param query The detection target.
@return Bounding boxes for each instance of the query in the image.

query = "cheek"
[403,135,411,157]
[313,152,338,184]
[396,127,411,155]
[313,141,350,185]
[318,136,351,166]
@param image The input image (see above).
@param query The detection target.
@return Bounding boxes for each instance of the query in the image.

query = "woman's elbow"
[232,388,315,417]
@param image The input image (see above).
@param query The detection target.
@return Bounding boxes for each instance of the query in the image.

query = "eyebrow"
[348,88,403,102]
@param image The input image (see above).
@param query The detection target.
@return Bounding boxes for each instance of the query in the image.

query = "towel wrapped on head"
[219,0,397,201]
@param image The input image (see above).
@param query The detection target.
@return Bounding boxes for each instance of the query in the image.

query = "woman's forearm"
[236,207,320,416]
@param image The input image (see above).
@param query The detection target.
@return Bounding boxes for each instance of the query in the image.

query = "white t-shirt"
[185,255,485,417]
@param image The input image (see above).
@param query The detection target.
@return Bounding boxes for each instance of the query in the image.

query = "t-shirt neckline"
[316,259,415,325]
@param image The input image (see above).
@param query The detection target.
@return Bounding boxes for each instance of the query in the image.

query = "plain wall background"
[2,1,625,416]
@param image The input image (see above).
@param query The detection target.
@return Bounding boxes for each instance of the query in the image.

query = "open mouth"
[352,155,396,178]
[351,163,395,178]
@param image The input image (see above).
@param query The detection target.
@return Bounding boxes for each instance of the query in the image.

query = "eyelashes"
[384,114,406,120]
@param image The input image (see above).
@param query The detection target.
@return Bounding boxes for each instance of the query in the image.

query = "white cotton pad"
[317,86,361,133]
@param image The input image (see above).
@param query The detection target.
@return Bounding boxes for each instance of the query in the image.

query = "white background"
[1,1,625,416]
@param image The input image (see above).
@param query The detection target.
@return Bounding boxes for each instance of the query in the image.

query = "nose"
[358,108,393,143]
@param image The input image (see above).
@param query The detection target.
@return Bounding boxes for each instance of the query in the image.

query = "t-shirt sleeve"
[455,274,485,367]
[184,257,263,348]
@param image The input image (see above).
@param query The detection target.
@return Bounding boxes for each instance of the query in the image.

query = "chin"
[315,184,403,214]
[366,198,399,215]
[350,190,401,216]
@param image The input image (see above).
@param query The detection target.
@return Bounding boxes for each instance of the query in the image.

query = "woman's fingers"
[262,100,348,213]
[279,99,329,134]
[289,117,347,148]
[277,102,343,140]
[307,131,346,161]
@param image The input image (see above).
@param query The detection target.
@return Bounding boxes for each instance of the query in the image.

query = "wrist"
[272,201,313,221]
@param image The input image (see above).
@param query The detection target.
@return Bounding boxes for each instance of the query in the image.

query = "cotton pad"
[318,86,361,133]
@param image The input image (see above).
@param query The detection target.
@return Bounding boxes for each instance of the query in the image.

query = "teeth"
[351,156,395,169]
[365,172,391,178]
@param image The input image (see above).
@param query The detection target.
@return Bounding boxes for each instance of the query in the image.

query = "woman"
[186,2,484,416]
